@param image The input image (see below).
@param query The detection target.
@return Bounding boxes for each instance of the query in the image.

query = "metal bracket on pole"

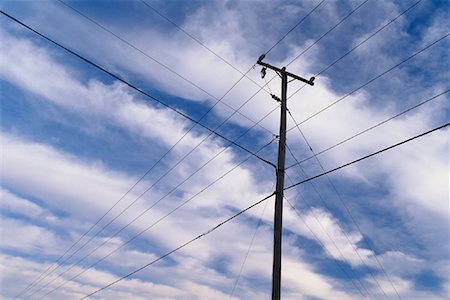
[256,54,314,300]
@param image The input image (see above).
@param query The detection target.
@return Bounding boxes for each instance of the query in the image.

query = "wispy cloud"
[1,0,448,299]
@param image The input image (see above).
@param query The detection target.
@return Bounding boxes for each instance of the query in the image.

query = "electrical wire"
[267,5,424,287]
[252,0,426,142]
[9,32,273,300]
[36,138,278,299]
[285,132,391,298]
[26,125,277,299]
[285,144,386,298]
[286,0,370,67]
[234,0,429,157]
[229,175,371,299]
[78,121,448,299]
[138,0,272,94]
[56,0,274,136]
[79,191,276,300]
[21,54,283,300]
[285,89,449,170]
[315,0,423,77]
[26,2,353,282]
[73,1,410,295]
[288,0,423,99]
[285,122,449,191]
[2,8,277,298]
[249,0,372,139]
[288,31,450,128]
[0,9,274,169]
[15,66,272,299]
[282,186,372,299]
[3,5,320,295]
[17,5,431,290]
[228,183,272,300]
[3,0,442,296]
[263,0,325,55]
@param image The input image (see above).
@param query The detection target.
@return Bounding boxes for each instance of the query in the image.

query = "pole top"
[256,54,315,86]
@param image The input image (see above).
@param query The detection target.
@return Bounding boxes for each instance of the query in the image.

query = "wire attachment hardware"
[261,67,267,79]
[271,94,281,102]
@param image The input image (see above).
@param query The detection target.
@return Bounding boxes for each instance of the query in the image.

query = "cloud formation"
[1,0,448,299]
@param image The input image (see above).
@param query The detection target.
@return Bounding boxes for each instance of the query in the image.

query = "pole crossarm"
[257,54,315,86]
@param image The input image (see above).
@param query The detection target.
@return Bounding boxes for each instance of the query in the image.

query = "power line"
[228,185,272,300]
[263,0,325,55]
[288,31,450,127]
[4,5,321,294]
[1,10,279,294]
[3,8,276,297]
[17,27,294,300]
[285,122,449,191]
[262,0,370,94]
[138,0,326,147]
[29,137,278,299]
[78,121,448,299]
[139,0,303,95]
[29,0,336,288]
[247,0,371,140]
[316,0,423,77]
[242,0,432,153]
[13,68,274,300]
[285,144,385,298]
[288,0,423,99]
[0,9,274,168]
[2,1,440,298]
[140,0,324,66]
[15,4,432,291]
[56,0,274,136]
[285,89,449,170]
[226,96,276,299]
[282,190,372,299]
[79,191,276,300]
[253,6,375,291]
[285,113,394,299]
[286,0,370,67]
[15,66,273,299]
[253,0,428,142]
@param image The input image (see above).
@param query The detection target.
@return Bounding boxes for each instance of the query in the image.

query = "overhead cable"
[285,121,394,298]
[288,0,423,99]
[285,89,449,170]
[30,137,278,299]
[286,0,370,67]
[282,188,372,298]
[56,0,274,135]
[316,0,423,77]
[0,9,274,168]
[78,121,448,299]
[228,186,272,300]
[246,0,371,135]
[3,8,274,298]
[4,4,322,294]
[78,191,276,300]
[263,0,325,55]
[289,31,450,127]
[285,122,449,191]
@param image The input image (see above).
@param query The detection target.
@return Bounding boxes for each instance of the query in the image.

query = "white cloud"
[1,1,448,298]
[0,217,59,253]
[0,187,57,221]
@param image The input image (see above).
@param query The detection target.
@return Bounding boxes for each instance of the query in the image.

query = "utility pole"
[256,54,314,300]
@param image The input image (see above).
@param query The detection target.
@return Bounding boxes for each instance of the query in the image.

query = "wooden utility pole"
[256,54,314,300]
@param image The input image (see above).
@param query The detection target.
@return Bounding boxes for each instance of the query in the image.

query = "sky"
[0,0,449,299]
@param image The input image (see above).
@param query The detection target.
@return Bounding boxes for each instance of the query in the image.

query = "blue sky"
[0,0,449,299]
